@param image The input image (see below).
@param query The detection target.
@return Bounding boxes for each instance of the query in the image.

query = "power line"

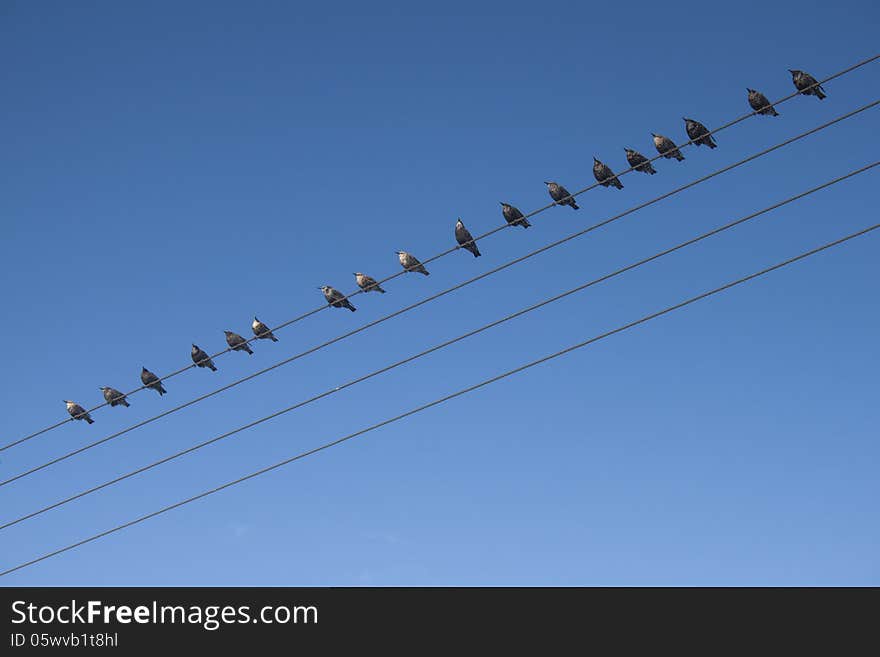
[2,224,875,578]
[2,98,877,473]
[2,160,875,528]
[9,54,877,444]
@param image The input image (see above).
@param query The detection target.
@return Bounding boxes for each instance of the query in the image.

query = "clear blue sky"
[1,1,877,585]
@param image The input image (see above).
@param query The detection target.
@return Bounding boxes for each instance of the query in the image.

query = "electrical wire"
[1,223,875,578]
[2,159,876,527]
[7,53,877,445]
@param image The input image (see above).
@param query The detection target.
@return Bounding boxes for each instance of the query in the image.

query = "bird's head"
[746,88,754,93]
[99,387,107,391]
[224,330,232,336]
[624,148,633,154]
[593,156,599,163]
[788,69,801,77]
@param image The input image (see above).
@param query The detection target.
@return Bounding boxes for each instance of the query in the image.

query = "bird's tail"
[521,218,531,228]
[613,179,624,190]
[158,385,167,395]
[675,152,685,161]
[85,416,95,424]
[470,244,481,257]
[569,200,580,210]
[647,166,657,174]
[347,303,357,312]
[122,400,130,407]
[376,286,386,294]
[707,140,717,149]
[815,87,826,100]
[209,363,217,372]
[270,334,279,342]
[245,346,254,355]
[420,268,430,275]
[770,108,780,116]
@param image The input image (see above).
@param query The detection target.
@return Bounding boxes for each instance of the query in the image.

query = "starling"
[252,316,278,342]
[224,330,254,355]
[545,181,579,209]
[64,400,94,424]
[747,88,779,116]
[354,272,386,293]
[500,202,530,228]
[141,367,167,395]
[100,386,130,408]
[652,133,685,161]
[320,285,357,311]
[683,117,717,149]
[396,251,430,275]
[454,219,481,257]
[624,148,657,175]
[592,157,624,189]
[191,344,217,371]
[789,69,826,100]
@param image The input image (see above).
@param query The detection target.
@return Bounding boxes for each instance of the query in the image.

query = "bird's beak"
[543,181,550,185]
[788,69,794,73]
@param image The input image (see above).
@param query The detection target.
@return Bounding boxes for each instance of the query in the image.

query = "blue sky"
[1,1,878,585]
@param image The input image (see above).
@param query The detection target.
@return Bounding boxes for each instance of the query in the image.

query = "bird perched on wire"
[683,117,717,149]
[747,88,779,116]
[500,202,530,228]
[252,317,278,342]
[788,69,826,100]
[545,181,579,209]
[454,219,481,257]
[141,367,167,395]
[224,330,254,355]
[624,148,657,175]
[396,251,430,275]
[191,344,217,371]
[592,157,624,189]
[100,386,130,408]
[320,285,357,311]
[652,133,685,161]
[354,272,386,293]
[65,400,94,424]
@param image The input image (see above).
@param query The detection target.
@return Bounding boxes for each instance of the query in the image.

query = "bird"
[354,272,386,293]
[252,316,278,342]
[545,181,579,209]
[396,251,430,275]
[789,69,826,100]
[64,400,94,424]
[683,117,717,148]
[191,344,217,371]
[592,157,624,189]
[652,133,685,161]
[624,148,657,175]
[141,367,167,395]
[224,330,254,355]
[500,202,531,228]
[454,219,481,257]
[747,88,779,116]
[100,386,130,408]
[320,285,357,311]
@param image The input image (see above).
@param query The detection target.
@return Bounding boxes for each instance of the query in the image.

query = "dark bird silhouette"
[141,367,167,395]
[100,386,130,408]
[354,272,386,293]
[191,344,217,371]
[225,330,253,355]
[454,219,481,257]
[65,400,94,424]
[396,251,430,275]
[320,285,357,311]
[747,88,779,116]
[593,157,624,189]
[683,117,717,148]
[789,69,826,100]
[500,202,530,228]
[652,133,685,161]
[625,148,657,174]
[545,181,579,209]
[252,317,278,342]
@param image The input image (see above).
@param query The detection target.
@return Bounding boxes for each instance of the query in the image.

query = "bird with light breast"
[454,219,481,257]
[320,285,357,311]
[747,88,779,116]
[592,157,624,189]
[141,367,167,395]
[354,272,386,293]
[396,251,430,275]
[651,133,685,161]
[683,117,717,149]
[191,344,218,371]
[624,148,657,175]
[65,400,94,424]
[789,69,826,100]
[500,202,530,228]
[252,317,278,342]
[100,386,130,408]
[224,330,254,355]
[545,181,579,209]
